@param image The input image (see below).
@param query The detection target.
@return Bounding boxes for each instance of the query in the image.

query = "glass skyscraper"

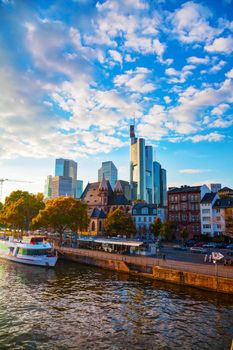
[98,161,118,189]
[130,125,167,205]
[55,158,77,197]
[44,175,52,199]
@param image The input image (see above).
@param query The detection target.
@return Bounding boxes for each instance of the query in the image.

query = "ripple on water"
[0,260,232,350]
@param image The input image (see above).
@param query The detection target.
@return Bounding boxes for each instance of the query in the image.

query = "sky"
[0,0,233,201]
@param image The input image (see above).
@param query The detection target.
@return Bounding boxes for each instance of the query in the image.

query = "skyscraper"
[55,158,77,197]
[130,124,167,205]
[153,161,161,205]
[51,176,73,197]
[44,175,52,199]
[153,162,167,207]
[130,125,155,203]
[161,168,167,207]
[98,161,118,189]
[76,180,83,199]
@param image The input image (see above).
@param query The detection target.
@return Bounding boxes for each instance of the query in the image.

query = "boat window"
[18,248,50,256]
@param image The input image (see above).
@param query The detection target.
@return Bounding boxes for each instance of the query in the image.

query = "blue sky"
[0,0,233,200]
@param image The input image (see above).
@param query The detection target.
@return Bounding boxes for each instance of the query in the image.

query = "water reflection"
[0,260,232,350]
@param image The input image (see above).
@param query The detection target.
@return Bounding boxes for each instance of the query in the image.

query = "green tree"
[31,197,89,242]
[104,208,136,238]
[150,217,162,237]
[180,227,189,243]
[0,191,44,231]
[160,220,175,241]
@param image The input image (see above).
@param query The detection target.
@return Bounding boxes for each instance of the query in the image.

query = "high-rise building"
[209,183,222,193]
[145,146,154,204]
[44,175,52,199]
[119,180,131,201]
[130,125,166,204]
[98,161,118,189]
[130,125,146,201]
[161,168,167,207]
[55,158,77,197]
[153,161,161,205]
[51,176,73,198]
[76,180,83,199]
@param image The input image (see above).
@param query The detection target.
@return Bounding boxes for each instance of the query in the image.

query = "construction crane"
[0,179,33,202]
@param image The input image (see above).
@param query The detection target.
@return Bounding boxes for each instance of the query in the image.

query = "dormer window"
[142,207,148,215]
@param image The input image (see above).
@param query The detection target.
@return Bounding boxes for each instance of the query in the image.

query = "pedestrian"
[204,254,208,263]
[209,254,212,263]
[163,254,166,260]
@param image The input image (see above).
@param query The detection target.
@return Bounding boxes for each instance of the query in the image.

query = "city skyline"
[0,0,233,200]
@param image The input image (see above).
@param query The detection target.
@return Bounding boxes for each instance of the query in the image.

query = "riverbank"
[55,246,233,294]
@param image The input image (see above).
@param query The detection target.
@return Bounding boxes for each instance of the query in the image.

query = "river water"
[0,260,232,350]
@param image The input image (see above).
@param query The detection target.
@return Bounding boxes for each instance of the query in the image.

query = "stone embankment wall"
[56,247,233,294]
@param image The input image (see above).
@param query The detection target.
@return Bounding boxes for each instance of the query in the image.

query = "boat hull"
[0,251,57,267]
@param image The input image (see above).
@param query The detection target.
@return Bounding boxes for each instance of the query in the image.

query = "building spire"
[114,180,123,195]
[99,174,108,192]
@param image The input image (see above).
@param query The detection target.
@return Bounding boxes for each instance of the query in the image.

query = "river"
[0,260,232,350]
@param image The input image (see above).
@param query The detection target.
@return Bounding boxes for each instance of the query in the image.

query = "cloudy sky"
[0,0,233,200]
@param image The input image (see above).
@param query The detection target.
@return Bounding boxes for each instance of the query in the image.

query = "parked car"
[185,240,196,247]
[226,244,233,249]
[214,243,227,249]
[193,243,204,247]
[203,243,217,248]
[173,245,188,251]
[190,247,208,254]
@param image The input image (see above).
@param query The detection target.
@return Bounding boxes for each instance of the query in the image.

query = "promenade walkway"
[56,246,233,279]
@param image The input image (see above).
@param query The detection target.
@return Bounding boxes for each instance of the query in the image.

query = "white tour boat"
[0,235,58,267]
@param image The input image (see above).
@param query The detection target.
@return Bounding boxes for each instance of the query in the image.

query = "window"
[182,215,186,221]
[153,209,157,214]
[144,217,147,222]
[216,216,221,221]
[181,204,186,210]
[142,208,148,215]
[202,209,210,214]
[138,217,141,222]
[216,209,220,213]
[203,217,210,222]
[149,217,152,222]
[203,224,211,229]
[181,195,186,201]
[133,209,137,215]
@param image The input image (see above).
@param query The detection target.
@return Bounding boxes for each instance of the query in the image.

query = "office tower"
[145,145,154,204]
[119,180,131,201]
[161,168,167,207]
[98,161,118,189]
[44,175,52,199]
[153,161,161,205]
[209,183,222,193]
[76,180,83,199]
[55,158,77,197]
[130,125,146,201]
[51,176,73,197]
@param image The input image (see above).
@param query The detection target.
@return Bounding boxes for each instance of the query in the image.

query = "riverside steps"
[55,246,233,294]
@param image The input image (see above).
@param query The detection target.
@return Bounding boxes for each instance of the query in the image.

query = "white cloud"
[187,56,210,64]
[171,2,222,43]
[109,49,122,64]
[211,103,229,115]
[187,132,225,143]
[114,67,155,93]
[165,68,179,76]
[205,36,233,53]
[209,60,226,73]
[179,169,206,174]
[164,96,171,104]
[226,68,233,79]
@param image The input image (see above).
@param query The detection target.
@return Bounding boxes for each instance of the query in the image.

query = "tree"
[0,191,44,231]
[31,197,89,242]
[150,217,162,237]
[160,220,175,240]
[104,208,136,238]
[180,227,189,243]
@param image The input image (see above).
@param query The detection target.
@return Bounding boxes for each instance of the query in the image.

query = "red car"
[194,242,204,247]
